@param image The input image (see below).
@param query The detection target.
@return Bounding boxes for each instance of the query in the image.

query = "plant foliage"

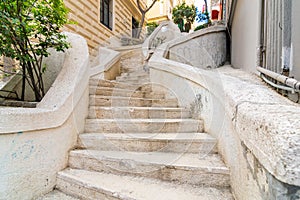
[146,22,159,36]
[172,2,196,32]
[0,0,70,101]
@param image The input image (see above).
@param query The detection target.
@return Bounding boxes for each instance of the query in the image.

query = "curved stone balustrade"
[142,21,181,61]
[0,32,90,199]
[148,26,300,199]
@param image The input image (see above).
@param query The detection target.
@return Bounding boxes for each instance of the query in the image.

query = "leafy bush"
[172,2,196,33]
[146,22,159,36]
[0,0,71,101]
[194,20,211,31]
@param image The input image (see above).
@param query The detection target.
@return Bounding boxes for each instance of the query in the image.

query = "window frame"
[100,0,113,30]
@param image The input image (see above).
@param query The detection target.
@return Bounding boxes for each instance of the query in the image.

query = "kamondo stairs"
[41,49,234,199]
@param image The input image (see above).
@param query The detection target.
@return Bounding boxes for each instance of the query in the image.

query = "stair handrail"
[142,21,181,61]
[90,47,121,77]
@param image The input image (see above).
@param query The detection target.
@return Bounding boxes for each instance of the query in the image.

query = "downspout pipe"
[257,66,300,91]
[227,0,237,31]
[256,0,263,67]
[226,0,237,62]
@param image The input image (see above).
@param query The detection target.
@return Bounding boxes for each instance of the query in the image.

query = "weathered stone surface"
[89,96,179,107]
[78,133,217,153]
[84,118,204,133]
[57,169,234,200]
[88,106,190,119]
[36,190,79,200]
[169,26,227,69]
[149,41,300,199]
[0,32,90,200]
[68,150,230,187]
[47,42,233,199]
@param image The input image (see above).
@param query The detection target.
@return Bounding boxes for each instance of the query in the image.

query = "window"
[132,17,139,38]
[100,0,113,30]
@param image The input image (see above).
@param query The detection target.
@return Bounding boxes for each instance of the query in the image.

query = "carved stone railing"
[148,26,300,200]
[142,21,181,61]
[0,32,90,200]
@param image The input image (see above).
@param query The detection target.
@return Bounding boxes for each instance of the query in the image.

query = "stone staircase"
[40,50,234,199]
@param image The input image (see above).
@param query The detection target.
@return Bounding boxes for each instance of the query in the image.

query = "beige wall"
[146,0,196,23]
[147,0,172,23]
[231,0,260,72]
[63,0,143,53]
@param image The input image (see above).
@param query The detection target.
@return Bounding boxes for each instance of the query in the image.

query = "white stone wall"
[0,33,90,199]
[230,0,260,73]
[148,36,300,199]
[168,26,227,69]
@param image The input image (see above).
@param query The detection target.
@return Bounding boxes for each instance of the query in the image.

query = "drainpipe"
[282,0,292,74]
[227,0,237,62]
[227,0,237,31]
[256,0,264,67]
[257,66,300,91]
[256,1,300,93]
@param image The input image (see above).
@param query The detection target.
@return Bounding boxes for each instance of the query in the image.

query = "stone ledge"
[0,32,89,134]
[167,25,226,49]
[149,39,300,186]
[220,67,300,186]
[90,47,121,79]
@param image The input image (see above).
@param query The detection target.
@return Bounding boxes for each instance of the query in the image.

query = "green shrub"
[0,0,71,101]
[146,22,159,36]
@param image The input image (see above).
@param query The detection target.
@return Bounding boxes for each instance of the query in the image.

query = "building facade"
[63,0,147,53]
[146,0,174,23]
[146,0,196,24]
[227,0,300,79]
[226,0,300,102]
[210,0,224,21]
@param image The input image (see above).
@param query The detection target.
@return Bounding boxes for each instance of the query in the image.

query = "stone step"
[121,68,146,74]
[116,76,150,82]
[120,66,144,72]
[120,71,149,77]
[89,79,171,95]
[116,78,151,83]
[57,169,234,200]
[89,96,178,107]
[88,106,190,119]
[68,150,230,187]
[78,133,218,154]
[89,79,140,90]
[120,63,144,68]
[116,79,151,85]
[89,86,143,97]
[84,118,204,133]
[36,190,79,200]
[89,86,165,99]
[118,71,149,77]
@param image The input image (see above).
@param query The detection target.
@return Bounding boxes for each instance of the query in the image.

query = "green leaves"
[172,2,196,32]
[0,0,71,101]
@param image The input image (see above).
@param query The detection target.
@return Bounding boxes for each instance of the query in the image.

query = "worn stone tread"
[57,169,234,200]
[79,132,216,141]
[78,132,218,153]
[84,118,203,133]
[36,190,79,200]
[69,150,229,172]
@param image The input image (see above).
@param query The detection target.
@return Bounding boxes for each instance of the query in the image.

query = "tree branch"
[137,0,143,12]
[145,0,158,13]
